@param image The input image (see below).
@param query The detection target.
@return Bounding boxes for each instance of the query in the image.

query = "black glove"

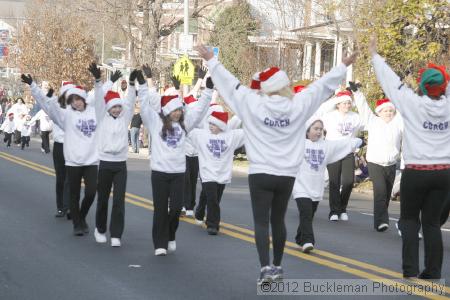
[46,88,54,98]
[142,64,152,78]
[197,65,207,79]
[206,77,214,89]
[21,74,33,85]
[170,75,181,90]
[88,62,101,80]
[347,81,361,92]
[136,70,146,85]
[129,69,139,84]
[110,70,122,83]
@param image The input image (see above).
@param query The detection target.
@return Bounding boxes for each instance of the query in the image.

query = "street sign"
[179,34,194,51]
[213,47,219,58]
[173,55,195,85]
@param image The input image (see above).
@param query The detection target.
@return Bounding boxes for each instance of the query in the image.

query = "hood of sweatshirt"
[262,95,292,119]
[421,95,450,118]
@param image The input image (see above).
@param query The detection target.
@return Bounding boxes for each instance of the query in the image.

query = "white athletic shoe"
[185,210,194,217]
[195,218,204,225]
[377,223,389,232]
[181,207,186,215]
[111,238,121,247]
[329,214,339,221]
[168,241,176,252]
[94,228,107,243]
[339,213,349,221]
[302,243,314,253]
[155,248,167,256]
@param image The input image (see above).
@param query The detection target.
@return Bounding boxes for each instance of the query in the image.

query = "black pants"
[441,192,450,226]
[20,136,30,149]
[399,168,450,278]
[52,142,70,212]
[151,171,184,249]
[14,130,21,144]
[295,198,319,246]
[96,161,127,238]
[249,173,295,267]
[202,182,225,230]
[327,153,355,216]
[195,188,207,221]
[67,165,98,230]
[183,156,199,210]
[368,163,396,230]
[4,132,12,146]
[41,131,51,153]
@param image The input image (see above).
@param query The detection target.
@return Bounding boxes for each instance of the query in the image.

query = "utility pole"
[183,0,189,96]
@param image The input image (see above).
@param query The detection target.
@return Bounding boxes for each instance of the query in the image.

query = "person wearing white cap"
[351,82,403,232]
[293,118,362,253]
[189,111,245,235]
[196,44,357,284]
[21,63,104,237]
[1,112,15,147]
[29,109,53,153]
[321,90,362,222]
[137,67,214,256]
[93,70,138,248]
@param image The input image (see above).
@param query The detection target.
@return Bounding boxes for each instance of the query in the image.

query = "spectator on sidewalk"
[130,106,142,153]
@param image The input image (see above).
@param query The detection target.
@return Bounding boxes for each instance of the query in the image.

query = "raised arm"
[232,129,245,149]
[327,138,362,165]
[353,90,376,127]
[88,63,106,123]
[123,70,139,122]
[228,115,242,130]
[137,79,160,130]
[185,81,214,132]
[187,66,207,96]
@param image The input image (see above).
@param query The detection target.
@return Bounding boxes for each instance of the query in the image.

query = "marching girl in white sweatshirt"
[352,83,403,232]
[20,115,32,149]
[138,68,213,256]
[293,119,361,253]
[93,70,137,247]
[1,112,15,147]
[197,45,357,283]
[22,63,102,236]
[321,90,362,222]
[370,37,450,279]
[189,111,245,235]
[30,109,53,153]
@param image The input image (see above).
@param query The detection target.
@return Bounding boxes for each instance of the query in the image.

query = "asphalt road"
[0,139,449,300]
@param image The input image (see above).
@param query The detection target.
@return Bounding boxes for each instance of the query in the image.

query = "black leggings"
[295,198,319,246]
[399,168,450,279]
[327,153,355,216]
[21,136,30,149]
[52,142,69,211]
[183,156,199,210]
[4,132,12,146]
[151,171,184,249]
[368,163,396,229]
[66,165,98,229]
[14,130,21,144]
[249,173,295,267]
[441,192,450,226]
[96,161,127,238]
[41,131,50,153]
[202,182,225,230]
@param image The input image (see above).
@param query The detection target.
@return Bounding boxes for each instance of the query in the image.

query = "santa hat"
[59,81,75,96]
[250,72,261,90]
[183,95,198,106]
[375,98,395,114]
[104,90,124,111]
[293,85,306,93]
[417,63,449,98]
[66,86,87,100]
[8,112,13,117]
[161,95,183,116]
[333,90,353,105]
[259,67,290,94]
[208,111,228,132]
[163,86,179,97]
[208,103,224,114]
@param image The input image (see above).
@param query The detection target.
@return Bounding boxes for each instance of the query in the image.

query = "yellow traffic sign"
[173,55,195,85]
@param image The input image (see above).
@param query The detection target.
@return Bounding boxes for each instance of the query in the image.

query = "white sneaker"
[377,223,389,232]
[339,213,349,221]
[168,240,176,252]
[418,232,423,240]
[329,214,339,221]
[155,248,167,256]
[395,222,402,237]
[111,238,121,247]
[181,207,186,215]
[94,228,107,243]
[185,210,194,217]
[195,218,204,225]
[302,243,314,253]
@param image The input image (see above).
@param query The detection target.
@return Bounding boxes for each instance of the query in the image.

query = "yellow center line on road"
[1,151,449,299]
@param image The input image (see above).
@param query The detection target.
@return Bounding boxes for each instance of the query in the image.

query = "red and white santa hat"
[161,95,183,116]
[59,81,75,96]
[8,112,14,117]
[66,85,87,100]
[104,90,124,111]
[208,103,225,115]
[183,95,198,107]
[293,85,306,93]
[333,90,353,105]
[375,98,395,114]
[259,67,290,94]
[208,111,228,132]
[250,72,261,90]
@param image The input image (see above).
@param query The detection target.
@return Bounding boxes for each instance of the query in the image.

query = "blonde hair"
[268,86,293,99]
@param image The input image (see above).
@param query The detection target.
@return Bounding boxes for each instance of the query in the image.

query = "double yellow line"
[0,150,448,299]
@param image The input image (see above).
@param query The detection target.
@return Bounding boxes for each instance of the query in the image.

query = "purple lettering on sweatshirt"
[207,139,228,158]
[422,121,449,131]
[164,126,183,148]
[76,119,97,137]
[305,148,325,171]
[263,117,290,128]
